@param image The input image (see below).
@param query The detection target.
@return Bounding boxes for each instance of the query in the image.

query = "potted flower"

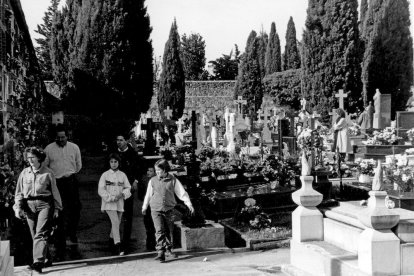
[385,156,414,193]
[363,127,402,145]
[407,128,414,144]
[353,158,376,183]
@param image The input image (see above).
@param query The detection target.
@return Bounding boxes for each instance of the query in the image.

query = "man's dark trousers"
[55,175,81,254]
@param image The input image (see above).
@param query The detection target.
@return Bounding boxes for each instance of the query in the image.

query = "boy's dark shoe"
[28,262,43,273]
[44,259,53,268]
[165,249,177,258]
[154,251,165,262]
[114,243,125,256]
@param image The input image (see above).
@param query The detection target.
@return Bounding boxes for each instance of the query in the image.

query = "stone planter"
[220,218,290,250]
[174,220,225,250]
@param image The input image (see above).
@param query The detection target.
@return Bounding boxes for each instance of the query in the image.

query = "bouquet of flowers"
[407,128,414,141]
[363,127,402,145]
[352,158,376,176]
[385,161,414,192]
[297,128,312,153]
[348,123,361,136]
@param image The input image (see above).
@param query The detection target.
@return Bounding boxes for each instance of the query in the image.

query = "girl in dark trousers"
[142,159,194,262]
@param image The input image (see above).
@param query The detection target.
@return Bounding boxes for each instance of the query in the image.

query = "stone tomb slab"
[174,220,225,250]
[396,111,414,138]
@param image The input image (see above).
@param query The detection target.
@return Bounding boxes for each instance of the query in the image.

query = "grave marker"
[373,89,391,129]
[164,106,173,120]
[234,96,247,116]
[335,89,348,110]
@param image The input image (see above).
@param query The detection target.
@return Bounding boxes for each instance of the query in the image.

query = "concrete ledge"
[401,243,414,275]
[281,264,315,276]
[290,240,368,276]
[324,218,363,254]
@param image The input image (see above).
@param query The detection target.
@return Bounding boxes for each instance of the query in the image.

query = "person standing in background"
[114,133,143,252]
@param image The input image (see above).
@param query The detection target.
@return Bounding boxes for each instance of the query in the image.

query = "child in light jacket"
[98,153,131,255]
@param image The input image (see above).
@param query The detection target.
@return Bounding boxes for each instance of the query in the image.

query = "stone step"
[0,240,13,276]
[281,264,314,276]
[290,239,369,276]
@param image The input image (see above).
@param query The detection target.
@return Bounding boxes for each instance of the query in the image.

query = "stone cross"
[176,117,185,133]
[164,106,173,120]
[300,98,307,111]
[335,89,348,110]
[234,96,247,116]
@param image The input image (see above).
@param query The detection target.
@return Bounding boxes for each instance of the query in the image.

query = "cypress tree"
[257,32,268,79]
[265,22,282,75]
[361,0,413,116]
[235,30,263,115]
[283,17,301,70]
[158,20,186,120]
[359,0,368,31]
[35,0,60,80]
[180,33,206,80]
[50,0,154,121]
[302,0,361,119]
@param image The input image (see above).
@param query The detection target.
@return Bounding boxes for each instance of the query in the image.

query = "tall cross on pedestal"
[164,106,173,120]
[234,96,247,116]
[335,89,348,110]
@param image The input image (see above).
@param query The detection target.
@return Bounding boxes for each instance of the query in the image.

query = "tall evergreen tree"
[158,20,186,120]
[35,0,60,80]
[235,30,263,114]
[283,17,301,71]
[265,22,281,75]
[359,0,368,32]
[361,0,413,116]
[50,0,153,121]
[180,33,206,80]
[257,32,268,79]
[302,0,361,119]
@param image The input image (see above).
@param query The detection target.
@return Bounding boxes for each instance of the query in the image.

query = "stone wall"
[149,80,236,118]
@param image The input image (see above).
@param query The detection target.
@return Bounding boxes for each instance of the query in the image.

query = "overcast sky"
[20,0,413,63]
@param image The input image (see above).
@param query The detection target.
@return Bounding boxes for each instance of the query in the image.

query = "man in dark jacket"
[115,133,143,251]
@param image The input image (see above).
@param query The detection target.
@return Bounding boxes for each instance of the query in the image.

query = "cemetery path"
[64,155,148,260]
[15,247,291,275]
[11,155,148,266]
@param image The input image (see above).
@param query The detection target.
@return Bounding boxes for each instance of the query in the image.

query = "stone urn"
[358,191,399,230]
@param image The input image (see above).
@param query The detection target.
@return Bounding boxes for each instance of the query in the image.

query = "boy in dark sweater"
[142,159,194,262]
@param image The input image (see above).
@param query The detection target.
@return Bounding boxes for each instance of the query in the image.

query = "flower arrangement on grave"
[384,160,414,192]
[352,158,376,176]
[257,155,297,188]
[235,198,271,230]
[363,127,402,145]
[297,127,313,154]
[407,128,414,141]
[198,146,217,162]
[348,123,361,136]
